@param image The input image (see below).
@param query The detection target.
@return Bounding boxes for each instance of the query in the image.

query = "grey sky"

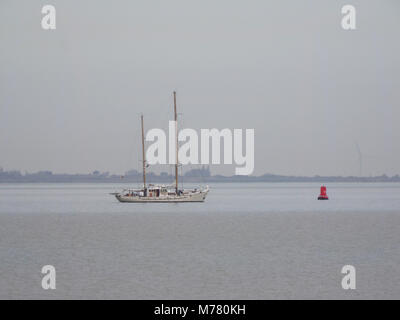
[0,0,399,176]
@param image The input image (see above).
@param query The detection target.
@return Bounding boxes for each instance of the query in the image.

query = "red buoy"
[318,186,329,200]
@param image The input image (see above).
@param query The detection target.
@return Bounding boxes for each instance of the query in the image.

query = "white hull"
[115,189,208,203]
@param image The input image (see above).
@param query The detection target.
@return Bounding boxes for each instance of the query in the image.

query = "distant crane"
[355,142,362,177]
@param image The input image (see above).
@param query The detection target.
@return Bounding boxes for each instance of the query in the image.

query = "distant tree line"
[1,166,399,183]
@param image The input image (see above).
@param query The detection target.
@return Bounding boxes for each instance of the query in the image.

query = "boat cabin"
[147,185,169,197]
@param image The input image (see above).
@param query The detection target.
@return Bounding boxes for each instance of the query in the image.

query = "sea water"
[0,182,399,299]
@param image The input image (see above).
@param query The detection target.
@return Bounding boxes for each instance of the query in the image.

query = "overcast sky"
[0,0,399,176]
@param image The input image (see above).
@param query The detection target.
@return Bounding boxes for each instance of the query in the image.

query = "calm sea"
[0,182,399,299]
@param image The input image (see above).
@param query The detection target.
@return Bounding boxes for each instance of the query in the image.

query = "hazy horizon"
[1,165,400,178]
[1,0,399,176]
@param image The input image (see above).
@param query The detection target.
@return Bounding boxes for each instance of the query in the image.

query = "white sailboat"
[113,91,209,203]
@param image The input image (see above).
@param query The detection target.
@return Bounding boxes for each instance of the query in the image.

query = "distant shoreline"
[1,181,399,184]
[1,169,399,183]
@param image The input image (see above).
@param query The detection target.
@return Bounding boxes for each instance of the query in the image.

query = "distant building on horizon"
[184,165,211,178]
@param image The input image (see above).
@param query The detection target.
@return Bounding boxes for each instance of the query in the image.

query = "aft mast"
[141,114,146,192]
[174,91,179,194]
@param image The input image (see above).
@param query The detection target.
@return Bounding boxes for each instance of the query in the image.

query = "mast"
[174,91,179,194]
[141,114,146,190]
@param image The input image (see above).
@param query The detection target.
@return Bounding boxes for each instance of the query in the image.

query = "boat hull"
[115,190,208,203]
